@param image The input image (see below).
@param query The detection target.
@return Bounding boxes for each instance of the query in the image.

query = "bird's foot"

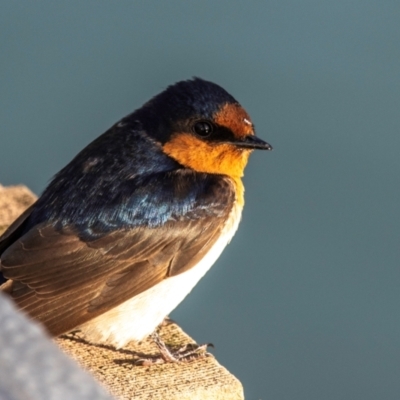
[135,331,213,366]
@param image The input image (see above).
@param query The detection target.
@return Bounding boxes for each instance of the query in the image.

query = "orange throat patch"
[163,134,250,205]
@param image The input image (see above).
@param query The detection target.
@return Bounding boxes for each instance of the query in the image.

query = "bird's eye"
[193,121,213,137]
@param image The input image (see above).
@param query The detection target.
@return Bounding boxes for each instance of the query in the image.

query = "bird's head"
[131,77,272,180]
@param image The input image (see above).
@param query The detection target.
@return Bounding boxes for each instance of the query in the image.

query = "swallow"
[0,78,272,364]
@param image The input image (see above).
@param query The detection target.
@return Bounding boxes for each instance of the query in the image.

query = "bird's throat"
[163,133,248,205]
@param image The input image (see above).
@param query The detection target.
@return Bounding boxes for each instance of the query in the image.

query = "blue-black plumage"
[0,77,271,362]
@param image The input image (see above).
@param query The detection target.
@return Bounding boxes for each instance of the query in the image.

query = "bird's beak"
[232,135,273,150]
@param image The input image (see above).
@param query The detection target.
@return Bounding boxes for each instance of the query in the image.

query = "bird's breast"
[78,200,243,348]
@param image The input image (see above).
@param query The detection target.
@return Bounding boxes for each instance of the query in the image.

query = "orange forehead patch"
[213,103,254,139]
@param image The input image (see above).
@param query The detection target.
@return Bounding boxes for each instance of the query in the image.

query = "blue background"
[1,2,400,399]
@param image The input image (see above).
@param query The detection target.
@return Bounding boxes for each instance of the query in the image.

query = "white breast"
[78,202,243,348]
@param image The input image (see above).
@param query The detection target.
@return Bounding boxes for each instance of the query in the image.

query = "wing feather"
[0,171,236,336]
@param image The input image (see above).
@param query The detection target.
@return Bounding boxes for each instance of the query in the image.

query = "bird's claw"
[134,331,213,365]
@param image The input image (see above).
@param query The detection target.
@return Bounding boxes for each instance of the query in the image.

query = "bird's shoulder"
[12,122,235,231]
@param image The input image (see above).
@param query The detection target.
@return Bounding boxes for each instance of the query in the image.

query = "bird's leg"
[135,331,213,365]
[150,331,180,363]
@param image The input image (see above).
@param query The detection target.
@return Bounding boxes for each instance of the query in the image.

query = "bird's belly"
[78,203,242,348]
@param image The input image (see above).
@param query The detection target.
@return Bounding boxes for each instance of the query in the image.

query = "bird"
[0,78,272,364]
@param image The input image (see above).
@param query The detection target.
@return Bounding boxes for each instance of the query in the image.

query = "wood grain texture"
[57,322,244,400]
[0,185,36,234]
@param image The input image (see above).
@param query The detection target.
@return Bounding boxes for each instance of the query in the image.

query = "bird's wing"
[0,170,235,336]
